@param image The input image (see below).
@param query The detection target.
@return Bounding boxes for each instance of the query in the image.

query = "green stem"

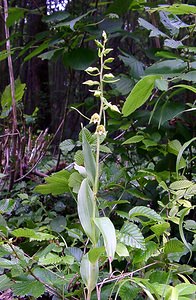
[94,134,100,196]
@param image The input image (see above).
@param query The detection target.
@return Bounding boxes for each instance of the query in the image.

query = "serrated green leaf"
[12,280,45,298]
[77,179,99,244]
[34,170,70,195]
[129,206,163,222]
[122,75,160,117]
[94,217,116,261]
[0,274,11,290]
[119,222,146,250]
[0,258,18,268]
[12,228,56,241]
[170,180,194,190]
[38,253,62,265]
[164,239,185,254]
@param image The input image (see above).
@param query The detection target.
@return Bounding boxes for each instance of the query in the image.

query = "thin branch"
[3,0,17,132]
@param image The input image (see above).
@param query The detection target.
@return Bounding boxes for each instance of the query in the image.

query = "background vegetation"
[0,0,195,299]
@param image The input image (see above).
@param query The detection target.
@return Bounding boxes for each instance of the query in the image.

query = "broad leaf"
[133,241,158,264]
[77,179,99,244]
[7,7,27,27]
[80,253,99,295]
[176,137,196,175]
[150,4,196,15]
[88,247,105,263]
[12,280,45,298]
[129,206,163,222]
[122,135,144,145]
[63,48,96,70]
[119,222,146,250]
[176,283,196,296]
[122,75,159,117]
[34,170,70,195]
[150,222,170,236]
[94,217,116,261]
[164,239,185,254]
[169,180,194,190]
[12,228,56,241]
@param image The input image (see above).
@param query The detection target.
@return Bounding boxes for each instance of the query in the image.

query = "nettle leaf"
[122,75,160,117]
[119,222,146,250]
[34,170,70,195]
[82,129,96,185]
[164,239,185,254]
[0,258,18,269]
[12,280,45,298]
[129,206,163,222]
[0,274,11,290]
[80,253,99,295]
[94,217,116,261]
[38,253,62,265]
[77,179,99,244]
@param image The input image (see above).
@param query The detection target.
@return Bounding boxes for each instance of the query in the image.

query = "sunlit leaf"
[129,206,163,222]
[119,222,145,250]
[122,75,159,117]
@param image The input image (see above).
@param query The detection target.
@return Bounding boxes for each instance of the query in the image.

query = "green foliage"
[1,1,195,299]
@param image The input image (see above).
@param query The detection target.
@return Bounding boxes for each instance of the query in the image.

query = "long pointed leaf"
[122,75,160,117]
[82,129,96,185]
[94,217,116,261]
[77,179,99,244]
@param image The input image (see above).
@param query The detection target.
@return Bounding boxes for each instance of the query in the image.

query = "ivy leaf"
[119,222,146,250]
[129,206,163,222]
[122,75,159,117]
[12,280,45,298]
